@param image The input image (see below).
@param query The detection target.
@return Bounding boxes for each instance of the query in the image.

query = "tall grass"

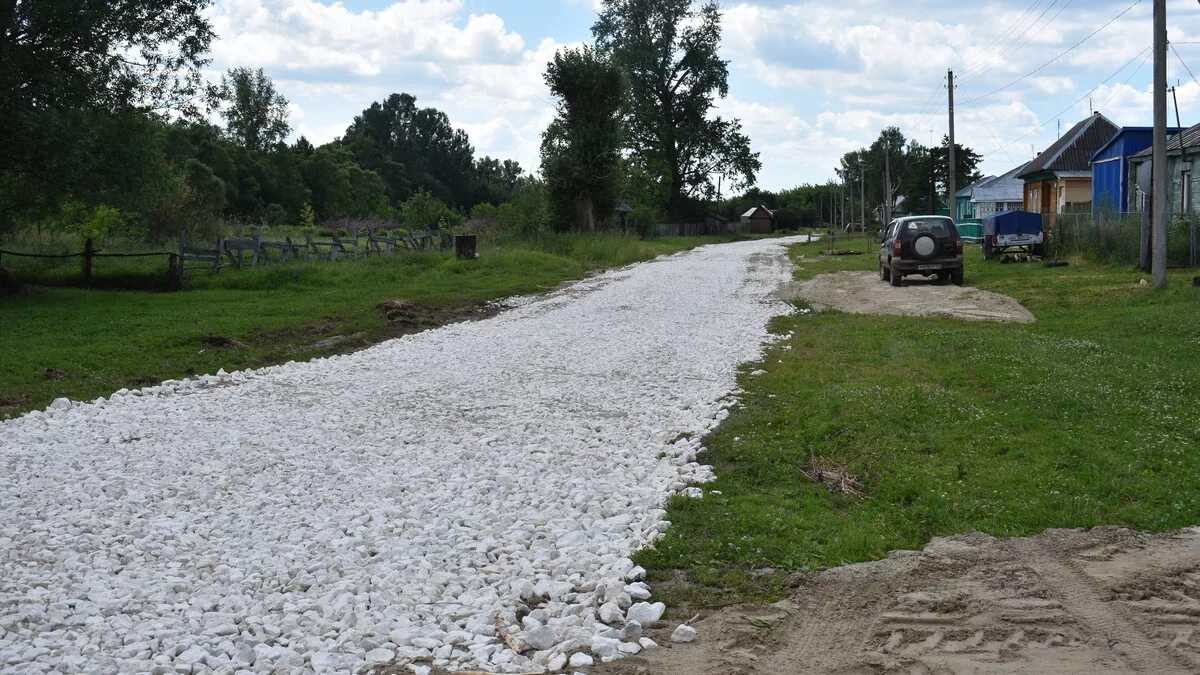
[1053,211,1198,267]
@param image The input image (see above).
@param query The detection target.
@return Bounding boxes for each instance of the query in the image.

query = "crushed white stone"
[0,237,805,673]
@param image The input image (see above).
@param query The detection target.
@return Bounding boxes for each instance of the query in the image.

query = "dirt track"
[591,527,1200,674]
[788,271,1036,324]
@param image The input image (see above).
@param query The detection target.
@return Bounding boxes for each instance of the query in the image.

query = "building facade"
[1019,113,1120,228]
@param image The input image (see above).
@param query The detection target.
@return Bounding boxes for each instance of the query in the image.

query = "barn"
[740,205,774,233]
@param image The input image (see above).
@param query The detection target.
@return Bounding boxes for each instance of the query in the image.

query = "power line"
[1170,42,1200,87]
[954,1,1050,79]
[1097,47,1153,111]
[966,0,1076,82]
[961,0,1143,105]
[960,0,1070,82]
[965,95,1016,164]
[979,45,1151,158]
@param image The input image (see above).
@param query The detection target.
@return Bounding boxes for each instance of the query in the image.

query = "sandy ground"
[787,271,1036,324]
[590,527,1200,674]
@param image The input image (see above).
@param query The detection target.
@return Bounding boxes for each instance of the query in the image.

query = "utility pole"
[948,68,957,222]
[859,163,866,229]
[883,146,892,224]
[1152,0,1168,288]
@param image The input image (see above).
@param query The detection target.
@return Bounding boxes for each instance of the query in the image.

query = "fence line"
[1,227,460,291]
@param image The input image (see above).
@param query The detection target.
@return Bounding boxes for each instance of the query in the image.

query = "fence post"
[82,237,94,285]
[169,253,182,290]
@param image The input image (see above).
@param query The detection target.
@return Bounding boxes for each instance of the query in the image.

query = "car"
[844,222,865,233]
[879,215,964,287]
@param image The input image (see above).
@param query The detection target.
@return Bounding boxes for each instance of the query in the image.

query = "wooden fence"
[1,228,458,291]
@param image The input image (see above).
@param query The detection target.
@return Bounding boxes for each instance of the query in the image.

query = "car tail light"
[893,239,902,255]
[955,238,963,254]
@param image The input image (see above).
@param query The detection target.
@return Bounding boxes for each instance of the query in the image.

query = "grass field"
[0,233,750,417]
[637,240,1200,608]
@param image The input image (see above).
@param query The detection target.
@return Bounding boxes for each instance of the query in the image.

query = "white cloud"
[205,0,1200,190]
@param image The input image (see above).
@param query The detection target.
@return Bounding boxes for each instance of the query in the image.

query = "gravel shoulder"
[593,527,1200,674]
[787,270,1036,323]
[0,236,806,674]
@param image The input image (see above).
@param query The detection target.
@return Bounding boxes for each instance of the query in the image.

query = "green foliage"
[541,47,624,232]
[300,203,316,230]
[400,190,462,230]
[838,129,984,224]
[496,179,551,236]
[0,1,214,236]
[340,93,521,211]
[220,67,291,152]
[594,0,760,219]
[470,203,499,220]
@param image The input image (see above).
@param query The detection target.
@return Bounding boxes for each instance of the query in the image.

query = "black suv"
[879,216,964,286]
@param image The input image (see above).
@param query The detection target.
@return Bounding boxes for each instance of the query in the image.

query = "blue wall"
[1090,128,1177,214]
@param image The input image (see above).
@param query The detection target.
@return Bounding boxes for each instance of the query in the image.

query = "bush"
[401,190,462,230]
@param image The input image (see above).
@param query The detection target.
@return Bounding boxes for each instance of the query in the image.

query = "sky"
[204,0,1200,192]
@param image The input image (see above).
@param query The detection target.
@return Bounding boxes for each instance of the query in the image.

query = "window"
[1182,171,1192,213]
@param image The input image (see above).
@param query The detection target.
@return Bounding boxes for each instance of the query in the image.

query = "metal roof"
[1129,122,1200,160]
[970,163,1028,203]
[1018,113,1119,179]
[742,205,773,218]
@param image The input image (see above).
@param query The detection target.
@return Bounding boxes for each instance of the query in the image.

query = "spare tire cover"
[913,233,937,259]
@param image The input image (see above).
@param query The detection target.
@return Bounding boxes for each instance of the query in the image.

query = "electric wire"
[961,0,1143,105]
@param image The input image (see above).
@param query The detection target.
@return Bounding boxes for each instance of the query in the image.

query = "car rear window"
[901,219,958,238]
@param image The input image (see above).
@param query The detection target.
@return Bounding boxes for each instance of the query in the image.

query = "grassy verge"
[637,240,1200,609]
[0,233,750,418]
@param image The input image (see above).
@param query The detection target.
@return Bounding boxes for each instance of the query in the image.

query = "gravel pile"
[0,237,802,673]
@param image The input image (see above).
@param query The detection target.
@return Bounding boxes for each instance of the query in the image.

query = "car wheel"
[889,267,902,287]
[951,269,964,286]
[880,262,890,282]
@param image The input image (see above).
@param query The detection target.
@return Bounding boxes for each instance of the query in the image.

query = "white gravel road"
[0,236,803,674]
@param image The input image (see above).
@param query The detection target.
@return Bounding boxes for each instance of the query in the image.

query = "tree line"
[1,0,762,243]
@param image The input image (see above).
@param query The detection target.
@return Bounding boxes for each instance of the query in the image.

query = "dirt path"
[788,271,1036,324]
[591,527,1200,674]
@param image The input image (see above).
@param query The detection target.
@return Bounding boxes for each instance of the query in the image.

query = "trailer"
[982,210,1044,259]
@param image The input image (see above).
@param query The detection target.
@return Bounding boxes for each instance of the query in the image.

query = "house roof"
[1018,113,1119,179]
[1086,126,1180,163]
[1129,122,1200,160]
[956,176,994,198]
[742,205,773,218]
[970,163,1028,203]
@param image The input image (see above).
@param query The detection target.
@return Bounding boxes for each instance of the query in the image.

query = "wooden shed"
[740,205,774,233]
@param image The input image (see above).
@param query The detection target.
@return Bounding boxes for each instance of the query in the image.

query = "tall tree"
[541,47,624,232]
[593,0,759,220]
[342,93,478,208]
[0,0,214,231]
[221,67,291,152]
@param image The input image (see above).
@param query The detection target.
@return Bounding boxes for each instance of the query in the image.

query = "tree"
[0,0,214,232]
[541,47,624,232]
[221,67,290,152]
[342,93,477,208]
[594,0,760,220]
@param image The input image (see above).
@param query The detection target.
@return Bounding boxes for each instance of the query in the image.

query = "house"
[970,164,1027,219]
[1018,112,1120,228]
[740,205,774,233]
[1127,122,1200,215]
[955,177,995,221]
[1089,126,1182,215]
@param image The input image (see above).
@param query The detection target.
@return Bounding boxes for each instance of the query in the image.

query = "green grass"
[637,240,1200,608]
[0,233,750,417]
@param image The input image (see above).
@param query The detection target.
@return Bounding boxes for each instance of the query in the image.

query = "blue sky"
[205,0,1200,191]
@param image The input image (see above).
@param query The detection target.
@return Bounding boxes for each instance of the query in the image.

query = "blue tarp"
[983,210,1043,237]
